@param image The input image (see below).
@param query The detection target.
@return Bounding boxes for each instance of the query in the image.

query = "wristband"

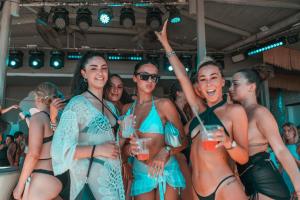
[166,51,176,58]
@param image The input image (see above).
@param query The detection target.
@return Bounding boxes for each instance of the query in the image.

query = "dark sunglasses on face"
[135,72,160,83]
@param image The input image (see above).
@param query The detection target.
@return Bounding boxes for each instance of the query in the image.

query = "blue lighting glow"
[32,60,39,66]
[10,60,16,66]
[170,17,181,24]
[99,13,111,24]
[168,66,173,71]
[247,40,285,56]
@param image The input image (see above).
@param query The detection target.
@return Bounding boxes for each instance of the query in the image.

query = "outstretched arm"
[155,21,206,113]
[257,107,300,197]
[1,105,19,115]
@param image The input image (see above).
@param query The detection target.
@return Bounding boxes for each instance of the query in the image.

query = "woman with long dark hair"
[156,21,249,200]
[123,60,186,200]
[229,68,300,199]
[105,74,133,115]
[51,52,125,200]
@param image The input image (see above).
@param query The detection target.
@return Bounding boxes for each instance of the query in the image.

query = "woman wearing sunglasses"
[123,60,186,200]
[155,21,249,200]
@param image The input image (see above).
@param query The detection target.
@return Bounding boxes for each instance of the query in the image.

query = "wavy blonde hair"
[282,122,299,145]
[33,82,60,106]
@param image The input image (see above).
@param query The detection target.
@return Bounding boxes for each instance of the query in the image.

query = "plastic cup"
[201,125,221,151]
[120,115,135,138]
[136,138,151,161]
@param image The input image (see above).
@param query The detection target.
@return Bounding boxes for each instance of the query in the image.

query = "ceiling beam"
[223,11,300,51]
[181,10,251,37]
[205,0,300,9]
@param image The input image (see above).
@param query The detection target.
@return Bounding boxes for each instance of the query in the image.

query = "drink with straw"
[191,106,220,151]
[201,125,221,151]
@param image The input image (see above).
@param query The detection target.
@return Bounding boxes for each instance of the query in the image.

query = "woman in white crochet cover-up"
[51,52,125,200]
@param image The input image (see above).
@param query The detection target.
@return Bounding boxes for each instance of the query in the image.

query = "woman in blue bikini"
[123,60,186,200]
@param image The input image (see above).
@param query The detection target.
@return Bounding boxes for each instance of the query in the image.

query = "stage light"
[168,65,173,71]
[120,8,135,28]
[76,8,92,31]
[8,50,23,69]
[247,38,286,56]
[146,7,162,30]
[107,54,143,61]
[53,7,69,30]
[169,7,181,24]
[50,51,64,69]
[29,50,44,69]
[98,8,113,25]
[67,52,82,60]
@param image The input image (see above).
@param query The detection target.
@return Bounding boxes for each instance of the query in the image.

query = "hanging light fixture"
[120,7,135,28]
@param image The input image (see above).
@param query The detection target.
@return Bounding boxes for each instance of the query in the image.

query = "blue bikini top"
[127,98,164,135]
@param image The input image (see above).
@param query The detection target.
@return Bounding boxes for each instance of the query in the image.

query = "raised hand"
[154,20,169,48]
[50,98,65,123]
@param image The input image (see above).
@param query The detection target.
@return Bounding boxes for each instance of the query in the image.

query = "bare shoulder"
[156,98,176,111]
[225,103,246,115]
[252,105,272,118]
[30,112,49,123]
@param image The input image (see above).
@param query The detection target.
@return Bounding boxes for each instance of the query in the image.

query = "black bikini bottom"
[32,169,70,200]
[238,152,290,200]
[194,175,235,200]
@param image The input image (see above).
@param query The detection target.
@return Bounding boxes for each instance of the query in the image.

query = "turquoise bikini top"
[127,98,164,135]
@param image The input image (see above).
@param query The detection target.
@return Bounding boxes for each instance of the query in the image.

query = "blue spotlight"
[50,51,64,69]
[29,50,44,69]
[169,7,181,24]
[8,50,23,69]
[98,8,113,25]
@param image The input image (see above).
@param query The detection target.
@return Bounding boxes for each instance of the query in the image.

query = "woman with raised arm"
[229,69,300,200]
[13,82,62,200]
[123,60,186,200]
[51,52,125,200]
[156,21,249,200]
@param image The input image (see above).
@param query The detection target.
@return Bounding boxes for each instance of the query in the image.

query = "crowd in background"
[0,20,299,200]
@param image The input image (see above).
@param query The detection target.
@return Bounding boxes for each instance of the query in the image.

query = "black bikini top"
[39,111,54,144]
[189,96,230,141]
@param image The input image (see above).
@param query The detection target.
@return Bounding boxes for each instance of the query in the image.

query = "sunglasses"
[135,72,160,83]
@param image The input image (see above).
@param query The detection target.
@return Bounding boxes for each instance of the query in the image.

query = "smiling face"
[197,65,225,105]
[81,56,108,90]
[107,76,124,103]
[133,63,159,95]
[229,72,255,102]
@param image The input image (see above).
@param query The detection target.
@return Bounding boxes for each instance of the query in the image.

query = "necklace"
[136,97,152,106]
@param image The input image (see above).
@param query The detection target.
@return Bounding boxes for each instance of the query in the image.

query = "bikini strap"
[39,111,50,118]
[206,95,227,112]
[213,174,235,194]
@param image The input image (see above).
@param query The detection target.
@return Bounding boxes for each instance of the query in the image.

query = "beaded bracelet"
[50,122,57,131]
[166,51,176,58]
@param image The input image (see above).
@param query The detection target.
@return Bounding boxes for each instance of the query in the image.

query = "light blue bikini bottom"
[131,156,186,200]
